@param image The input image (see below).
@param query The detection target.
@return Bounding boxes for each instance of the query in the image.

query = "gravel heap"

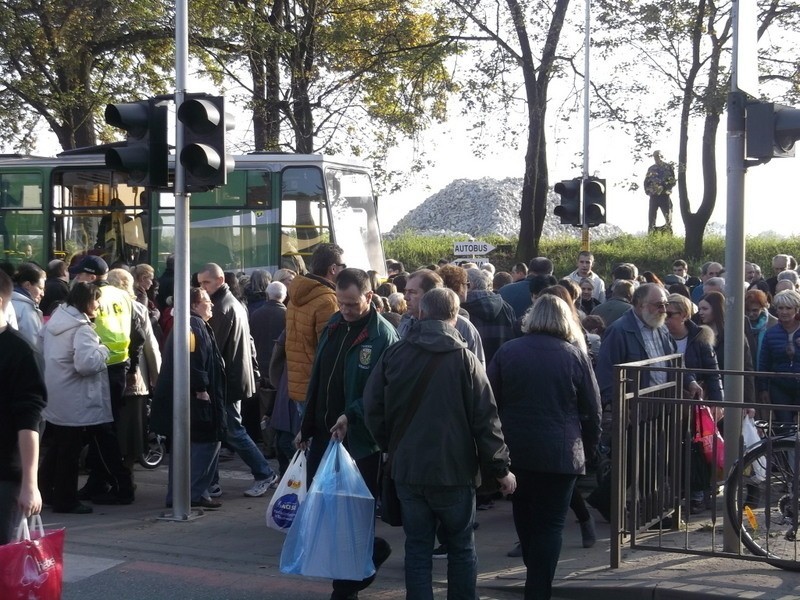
[389,177,624,239]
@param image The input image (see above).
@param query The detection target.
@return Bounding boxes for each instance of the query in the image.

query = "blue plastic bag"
[280,440,376,580]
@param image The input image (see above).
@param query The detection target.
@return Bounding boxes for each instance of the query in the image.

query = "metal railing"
[609,355,800,571]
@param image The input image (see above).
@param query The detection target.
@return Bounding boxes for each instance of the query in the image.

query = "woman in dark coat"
[152,287,226,509]
[487,294,602,600]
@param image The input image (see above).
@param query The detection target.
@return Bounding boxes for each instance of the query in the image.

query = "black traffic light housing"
[177,94,234,191]
[746,101,800,162]
[104,99,168,188]
[583,176,606,226]
[553,178,582,226]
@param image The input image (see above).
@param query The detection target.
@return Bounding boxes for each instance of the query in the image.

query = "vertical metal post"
[581,0,591,251]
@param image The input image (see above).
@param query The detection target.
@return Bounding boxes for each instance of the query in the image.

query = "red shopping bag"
[0,515,65,600]
[694,404,725,472]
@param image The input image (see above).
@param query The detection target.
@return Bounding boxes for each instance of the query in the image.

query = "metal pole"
[161,0,199,521]
[581,0,591,251]
[722,89,746,552]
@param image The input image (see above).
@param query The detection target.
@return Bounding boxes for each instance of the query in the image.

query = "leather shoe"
[53,502,93,514]
[193,498,222,510]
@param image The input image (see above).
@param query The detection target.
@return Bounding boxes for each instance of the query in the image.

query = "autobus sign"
[453,241,495,256]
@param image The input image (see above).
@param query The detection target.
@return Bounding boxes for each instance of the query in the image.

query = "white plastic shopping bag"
[266,449,307,532]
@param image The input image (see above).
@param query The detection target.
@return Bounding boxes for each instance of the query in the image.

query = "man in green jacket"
[297,267,398,600]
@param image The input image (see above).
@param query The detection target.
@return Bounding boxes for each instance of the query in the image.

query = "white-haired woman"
[758,289,800,423]
[487,294,602,600]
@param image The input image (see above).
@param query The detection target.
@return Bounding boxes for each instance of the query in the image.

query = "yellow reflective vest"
[93,283,133,366]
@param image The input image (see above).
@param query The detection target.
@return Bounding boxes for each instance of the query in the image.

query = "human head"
[744,261,757,283]
[386,260,404,277]
[404,269,443,318]
[387,292,407,314]
[557,278,580,303]
[703,277,726,295]
[493,271,513,291]
[13,262,45,305]
[528,257,553,276]
[529,274,558,298]
[107,268,135,297]
[772,289,800,327]
[579,277,594,301]
[266,281,287,303]
[772,254,791,276]
[511,262,528,282]
[777,270,799,286]
[611,279,634,302]
[190,287,213,322]
[66,281,101,318]
[698,291,725,330]
[653,150,664,164]
[672,259,688,279]
[521,294,574,342]
[47,259,68,281]
[466,268,490,292]
[375,282,396,298]
[612,263,635,282]
[248,270,272,294]
[70,255,109,283]
[632,283,669,329]
[582,314,606,336]
[576,251,594,277]
[0,270,12,327]
[437,264,469,302]
[480,263,495,276]
[133,263,155,291]
[273,268,296,287]
[745,289,769,323]
[420,287,459,325]
[667,293,694,321]
[198,262,225,296]
[310,243,346,282]
[775,279,796,294]
[336,268,373,323]
[702,262,724,281]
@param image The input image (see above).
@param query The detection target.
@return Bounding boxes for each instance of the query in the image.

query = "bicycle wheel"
[138,432,166,469]
[726,437,800,570]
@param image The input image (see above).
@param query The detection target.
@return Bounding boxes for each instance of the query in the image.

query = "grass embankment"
[384,232,798,280]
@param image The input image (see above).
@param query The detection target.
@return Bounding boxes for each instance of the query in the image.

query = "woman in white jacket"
[39,282,133,513]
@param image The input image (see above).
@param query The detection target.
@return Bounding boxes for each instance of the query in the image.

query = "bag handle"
[14,514,44,542]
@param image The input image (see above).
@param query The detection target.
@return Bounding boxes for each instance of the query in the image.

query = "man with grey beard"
[596,283,676,408]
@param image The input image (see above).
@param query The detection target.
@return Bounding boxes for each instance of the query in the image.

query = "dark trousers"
[512,470,577,600]
[648,193,672,232]
[0,480,20,545]
[84,362,128,493]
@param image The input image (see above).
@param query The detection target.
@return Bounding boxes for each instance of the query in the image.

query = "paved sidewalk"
[49,456,800,599]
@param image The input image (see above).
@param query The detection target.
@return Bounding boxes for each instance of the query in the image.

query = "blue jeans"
[511,470,577,600]
[217,401,274,482]
[395,483,476,600]
[166,441,221,504]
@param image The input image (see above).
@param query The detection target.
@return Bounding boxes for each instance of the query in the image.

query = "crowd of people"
[2,246,800,600]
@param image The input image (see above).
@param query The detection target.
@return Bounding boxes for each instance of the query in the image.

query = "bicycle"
[137,397,167,469]
[725,420,800,571]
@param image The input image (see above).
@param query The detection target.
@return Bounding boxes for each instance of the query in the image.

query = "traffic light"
[583,176,606,226]
[177,94,234,191]
[104,99,168,187]
[746,101,800,161]
[553,178,581,226]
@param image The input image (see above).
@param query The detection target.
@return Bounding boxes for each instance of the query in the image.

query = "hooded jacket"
[40,304,111,427]
[364,319,511,487]
[285,274,338,401]
[11,289,43,350]
[462,290,516,363]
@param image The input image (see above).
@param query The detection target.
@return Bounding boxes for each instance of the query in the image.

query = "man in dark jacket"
[364,287,516,600]
[462,268,516,363]
[297,267,398,600]
[198,263,278,498]
[498,256,554,318]
[39,259,69,317]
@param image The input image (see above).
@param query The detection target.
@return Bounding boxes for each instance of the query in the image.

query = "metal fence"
[609,355,800,571]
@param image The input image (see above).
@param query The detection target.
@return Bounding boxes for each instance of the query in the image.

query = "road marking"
[64,553,125,583]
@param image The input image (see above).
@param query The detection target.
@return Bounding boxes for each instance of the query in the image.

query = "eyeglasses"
[665,311,679,318]
[648,302,669,310]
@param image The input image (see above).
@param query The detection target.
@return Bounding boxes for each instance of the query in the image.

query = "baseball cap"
[69,255,109,277]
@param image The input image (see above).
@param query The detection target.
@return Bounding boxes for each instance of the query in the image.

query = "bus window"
[280,167,329,263]
[0,173,44,265]
[325,168,384,275]
[51,169,144,268]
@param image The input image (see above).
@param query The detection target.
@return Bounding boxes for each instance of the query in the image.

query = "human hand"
[18,483,42,518]
[687,381,703,400]
[196,391,210,402]
[294,431,309,451]
[497,472,517,496]
[330,414,348,441]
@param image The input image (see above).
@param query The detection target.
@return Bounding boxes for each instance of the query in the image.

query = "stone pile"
[389,177,624,239]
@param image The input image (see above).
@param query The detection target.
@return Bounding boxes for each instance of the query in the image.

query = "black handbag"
[380,353,444,526]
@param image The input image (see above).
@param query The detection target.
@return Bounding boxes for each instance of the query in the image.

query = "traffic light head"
[553,178,581,226]
[104,99,168,188]
[747,101,800,161]
[178,94,235,191]
[584,177,607,226]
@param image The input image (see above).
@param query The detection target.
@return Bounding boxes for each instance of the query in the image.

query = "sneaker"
[506,541,523,558]
[432,544,448,559]
[244,474,278,497]
[207,484,223,498]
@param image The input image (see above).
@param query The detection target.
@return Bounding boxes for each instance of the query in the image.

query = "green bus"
[0,151,386,276]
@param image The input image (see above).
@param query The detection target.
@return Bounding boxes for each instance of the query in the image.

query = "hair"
[375,282,396,297]
[521,294,574,342]
[266,281,287,302]
[700,291,726,329]
[582,314,606,335]
[529,274,558,296]
[667,293,694,319]
[47,259,68,279]
[386,260,404,273]
[309,243,344,276]
[0,269,12,302]
[66,282,101,315]
[224,272,242,299]
[704,276,726,290]
[199,262,223,278]
[777,270,799,284]
[366,270,380,291]
[610,279,634,301]
[189,286,206,307]
[388,292,407,314]
[13,262,44,286]
[673,259,688,270]
[466,268,490,292]
[336,268,371,295]
[667,283,691,299]
[408,269,443,294]
[773,289,800,310]
[248,269,272,293]
[642,271,664,286]
[132,263,155,283]
[773,254,791,267]
[557,278,580,302]
[107,268,135,297]
[392,274,408,294]
[745,289,769,309]
[578,250,594,261]
[493,271,513,290]
[480,263,495,275]
[273,268,296,285]
[528,256,553,276]
[512,262,528,276]
[612,263,635,281]
[632,282,661,307]
[437,264,468,292]
[420,287,459,321]
[699,261,712,276]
